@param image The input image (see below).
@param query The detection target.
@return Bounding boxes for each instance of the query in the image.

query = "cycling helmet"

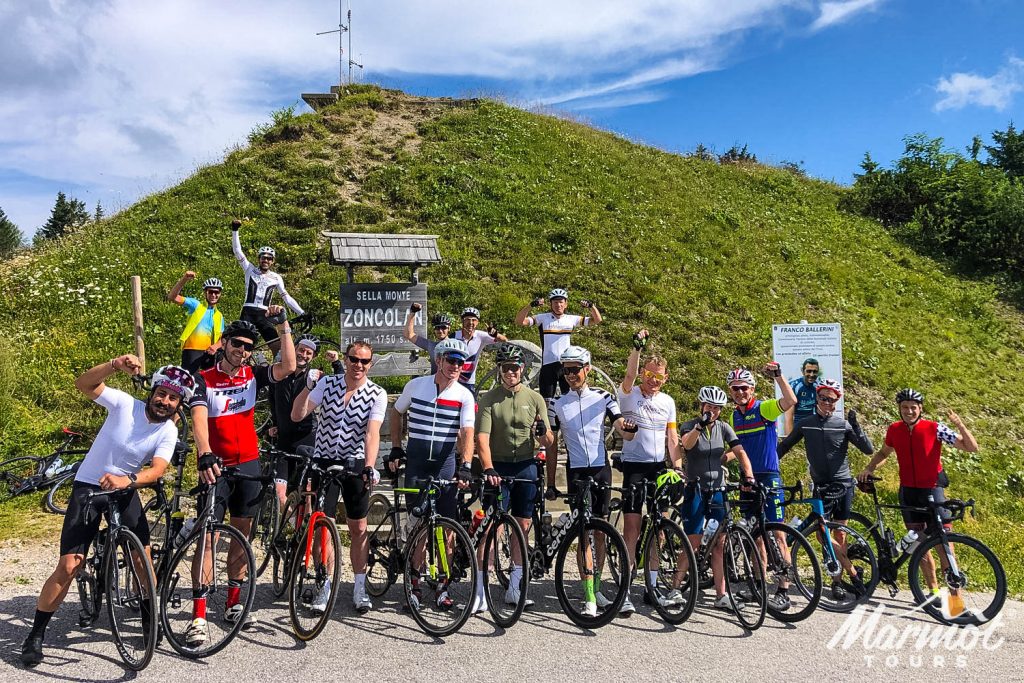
[655,469,683,490]
[296,334,319,354]
[697,385,728,407]
[816,379,843,398]
[495,343,526,366]
[548,288,568,300]
[559,345,591,365]
[431,313,452,328]
[257,246,276,259]
[150,365,196,402]
[896,388,923,404]
[433,337,470,361]
[726,368,756,387]
[202,277,223,291]
[222,319,260,341]
[461,307,480,319]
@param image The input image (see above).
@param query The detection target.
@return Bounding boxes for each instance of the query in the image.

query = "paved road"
[0,578,1019,682]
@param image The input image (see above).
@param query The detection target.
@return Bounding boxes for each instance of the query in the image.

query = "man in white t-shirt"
[21,356,187,667]
[453,307,506,394]
[616,329,680,615]
[291,341,388,614]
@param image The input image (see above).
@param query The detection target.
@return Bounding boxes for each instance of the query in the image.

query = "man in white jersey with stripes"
[291,341,388,614]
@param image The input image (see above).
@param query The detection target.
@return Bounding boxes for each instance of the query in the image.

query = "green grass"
[2,85,1023,592]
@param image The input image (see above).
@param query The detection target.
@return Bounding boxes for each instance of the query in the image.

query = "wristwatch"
[127,472,138,486]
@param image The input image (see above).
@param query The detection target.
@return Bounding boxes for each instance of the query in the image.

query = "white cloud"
[934,57,1024,112]
[810,0,884,32]
[0,0,866,230]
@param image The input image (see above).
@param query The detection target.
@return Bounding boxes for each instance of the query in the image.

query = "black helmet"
[431,313,452,328]
[223,320,260,341]
[495,343,525,366]
[895,388,923,404]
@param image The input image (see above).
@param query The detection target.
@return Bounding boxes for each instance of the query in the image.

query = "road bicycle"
[778,480,878,612]
[74,487,158,670]
[845,476,1006,626]
[0,428,90,512]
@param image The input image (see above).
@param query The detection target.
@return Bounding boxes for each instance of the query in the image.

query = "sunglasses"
[500,364,522,373]
[642,369,667,382]
[561,366,585,376]
[347,356,372,366]
[441,354,465,366]
[228,338,255,351]
[730,385,752,391]
[818,395,839,404]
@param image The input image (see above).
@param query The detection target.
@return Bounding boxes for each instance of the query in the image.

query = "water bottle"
[700,518,720,547]
[789,515,803,531]
[469,509,485,534]
[540,512,553,543]
[175,518,196,545]
[555,512,570,531]
[45,457,63,478]
[897,530,919,555]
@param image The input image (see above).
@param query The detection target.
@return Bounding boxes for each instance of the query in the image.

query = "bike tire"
[725,525,767,631]
[288,515,342,641]
[553,517,629,629]
[403,516,477,637]
[907,532,1007,627]
[159,522,256,659]
[643,516,698,625]
[810,521,879,612]
[105,528,158,671]
[365,493,397,598]
[272,494,301,598]
[482,512,530,628]
[252,489,281,578]
[763,522,821,623]
[45,471,77,514]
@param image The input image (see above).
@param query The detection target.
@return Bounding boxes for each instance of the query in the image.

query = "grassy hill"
[2,85,1023,592]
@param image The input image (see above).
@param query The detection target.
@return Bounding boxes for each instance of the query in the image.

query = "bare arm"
[858,443,894,480]
[75,355,142,401]
[389,406,405,448]
[680,422,702,451]
[514,304,534,327]
[291,386,313,422]
[587,303,602,326]
[612,416,636,441]
[168,271,194,304]
[365,420,383,469]
[731,445,754,480]
[621,330,645,394]
[190,404,211,454]
[666,425,681,469]
[775,373,798,412]
[477,433,495,471]
[269,314,296,381]
[404,306,420,344]
[99,458,170,491]
[458,427,474,467]
[948,411,979,453]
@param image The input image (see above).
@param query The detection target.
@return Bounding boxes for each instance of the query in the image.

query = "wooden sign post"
[130,275,146,372]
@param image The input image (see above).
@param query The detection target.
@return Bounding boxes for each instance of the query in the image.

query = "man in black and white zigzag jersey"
[291,341,387,614]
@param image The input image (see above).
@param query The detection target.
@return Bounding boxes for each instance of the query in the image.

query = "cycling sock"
[226,586,241,609]
[29,609,54,640]
[193,597,207,620]
[582,578,595,602]
[648,570,658,587]
[593,575,601,594]
[509,564,523,586]
[354,573,366,593]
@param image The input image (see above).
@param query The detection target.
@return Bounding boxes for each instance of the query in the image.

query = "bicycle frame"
[780,482,845,577]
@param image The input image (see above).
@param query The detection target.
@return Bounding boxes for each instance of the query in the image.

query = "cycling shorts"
[566,464,611,518]
[679,484,726,536]
[899,485,952,533]
[240,307,279,343]
[310,459,371,521]
[206,458,263,522]
[60,483,149,556]
[538,362,570,400]
[812,480,855,522]
[740,472,784,523]
[621,461,667,515]
[481,459,538,519]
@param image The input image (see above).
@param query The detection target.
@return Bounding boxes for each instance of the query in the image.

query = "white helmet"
[816,378,843,398]
[433,337,469,361]
[559,345,591,365]
[461,307,480,319]
[726,368,756,387]
[202,277,223,291]
[150,365,196,402]
[698,386,728,407]
[548,288,568,300]
[257,246,276,259]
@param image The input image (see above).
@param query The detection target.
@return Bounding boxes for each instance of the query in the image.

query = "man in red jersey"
[186,309,295,643]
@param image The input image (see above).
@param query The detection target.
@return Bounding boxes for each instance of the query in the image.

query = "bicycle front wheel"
[251,488,281,578]
[725,525,767,630]
[403,516,477,637]
[763,522,821,623]
[159,522,256,658]
[554,517,630,629]
[482,513,530,628]
[809,521,878,612]
[365,493,397,598]
[288,514,342,641]
[45,472,77,514]
[272,493,301,598]
[105,528,157,671]
[643,517,698,625]
[907,532,1007,626]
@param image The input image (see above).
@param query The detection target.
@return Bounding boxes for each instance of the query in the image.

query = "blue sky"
[2,1,1021,236]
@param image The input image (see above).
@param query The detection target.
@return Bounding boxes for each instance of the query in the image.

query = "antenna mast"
[316,0,348,88]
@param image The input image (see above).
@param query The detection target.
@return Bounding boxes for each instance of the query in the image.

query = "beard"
[145,397,177,422]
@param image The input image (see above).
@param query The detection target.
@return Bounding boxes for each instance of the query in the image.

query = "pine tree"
[985,122,1024,178]
[0,206,23,259]
[94,200,104,222]
[34,191,89,243]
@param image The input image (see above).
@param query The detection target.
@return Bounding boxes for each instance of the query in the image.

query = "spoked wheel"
[288,515,342,641]
[76,562,104,627]
[643,517,698,625]
[724,525,767,631]
[553,518,629,629]
[907,533,1007,626]
[482,513,530,628]
[365,493,397,598]
[45,472,76,514]
[761,522,821,623]
[105,528,158,671]
[273,494,301,598]
[0,456,40,503]
[251,490,281,578]
[159,523,256,659]
[403,517,477,637]
[808,521,879,612]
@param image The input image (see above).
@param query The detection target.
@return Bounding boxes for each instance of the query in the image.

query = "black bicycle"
[74,487,158,671]
[0,428,90,512]
[846,476,1006,626]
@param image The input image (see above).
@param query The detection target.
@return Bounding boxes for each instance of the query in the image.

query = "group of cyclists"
[18,219,988,667]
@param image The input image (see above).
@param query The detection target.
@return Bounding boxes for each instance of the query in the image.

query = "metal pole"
[338,0,344,87]
[347,2,353,85]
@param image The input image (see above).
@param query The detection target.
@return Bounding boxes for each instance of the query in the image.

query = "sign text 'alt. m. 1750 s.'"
[339,283,427,352]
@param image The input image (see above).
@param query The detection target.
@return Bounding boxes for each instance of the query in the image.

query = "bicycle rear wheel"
[288,515,342,641]
[45,472,76,514]
[907,532,1007,626]
[403,517,477,637]
[105,528,157,671]
[365,493,397,598]
[763,522,821,623]
[159,522,256,658]
[643,517,698,625]
[725,525,767,630]
[273,493,301,598]
[554,518,629,629]
[482,513,530,628]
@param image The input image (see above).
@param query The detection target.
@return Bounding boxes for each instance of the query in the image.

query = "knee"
[53,555,84,583]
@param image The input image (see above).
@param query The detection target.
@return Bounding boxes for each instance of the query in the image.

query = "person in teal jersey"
[167,270,225,373]
[785,357,820,434]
